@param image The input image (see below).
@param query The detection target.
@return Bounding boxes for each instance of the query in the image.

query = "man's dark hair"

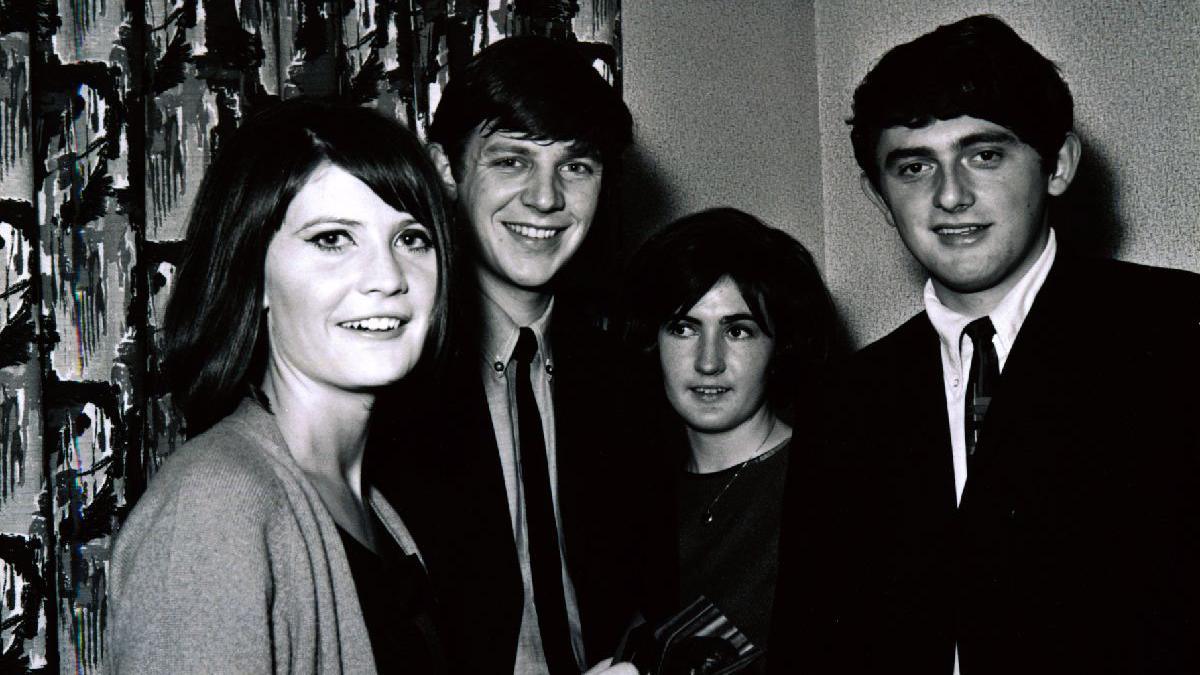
[620,208,838,418]
[850,14,1074,187]
[163,98,454,437]
[428,35,633,177]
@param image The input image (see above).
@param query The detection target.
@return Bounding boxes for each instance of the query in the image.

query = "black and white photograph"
[0,1,1197,673]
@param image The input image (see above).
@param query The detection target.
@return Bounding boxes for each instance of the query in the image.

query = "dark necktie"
[964,317,999,467]
[513,327,576,673]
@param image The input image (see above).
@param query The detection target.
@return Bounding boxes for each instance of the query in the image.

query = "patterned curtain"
[0,0,620,671]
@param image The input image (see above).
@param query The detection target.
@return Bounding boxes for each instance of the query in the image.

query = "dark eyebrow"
[883,130,1020,168]
[720,313,759,325]
[480,141,535,157]
[295,214,418,232]
[883,145,934,168]
[296,217,361,231]
[956,130,1020,149]
[670,313,760,325]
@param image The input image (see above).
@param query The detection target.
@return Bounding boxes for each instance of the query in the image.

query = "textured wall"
[815,0,1200,346]
[620,0,822,262]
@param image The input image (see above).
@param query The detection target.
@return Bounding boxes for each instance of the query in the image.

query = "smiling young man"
[372,37,636,674]
[771,15,1200,675]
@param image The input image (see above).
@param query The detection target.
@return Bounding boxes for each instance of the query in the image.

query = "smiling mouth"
[504,222,564,240]
[934,223,990,237]
[690,386,730,400]
[337,317,406,332]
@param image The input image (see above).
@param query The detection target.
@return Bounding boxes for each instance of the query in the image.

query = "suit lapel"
[548,319,589,569]
[959,256,1077,508]
[899,316,959,514]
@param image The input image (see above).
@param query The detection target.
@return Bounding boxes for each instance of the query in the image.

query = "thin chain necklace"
[700,417,779,525]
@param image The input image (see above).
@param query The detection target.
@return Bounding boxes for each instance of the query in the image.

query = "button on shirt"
[479,293,585,673]
[924,229,1057,675]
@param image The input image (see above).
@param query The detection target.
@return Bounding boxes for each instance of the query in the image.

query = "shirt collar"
[480,292,555,378]
[924,228,1058,367]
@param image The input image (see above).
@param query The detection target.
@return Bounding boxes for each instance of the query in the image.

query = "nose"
[695,331,726,375]
[934,164,974,212]
[359,242,409,295]
[521,164,565,212]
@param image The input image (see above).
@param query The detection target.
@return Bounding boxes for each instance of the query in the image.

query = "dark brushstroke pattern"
[120,0,150,519]
[30,60,123,185]
[0,534,46,673]
[55,469,120,545]
[286,0,340,97]
[0,198,36,250]
[511,0,579,39]
[0,299,34,369]
[0,34,31,183]
[31,0,133,668]
[56,159,113,230]
[2,2,44,672]
[0,0,34,34]
[1,389,26,500]
[42,372,124,671]
[149,24,189,96]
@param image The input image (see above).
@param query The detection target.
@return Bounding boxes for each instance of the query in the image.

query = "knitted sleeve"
[107,433,290,674]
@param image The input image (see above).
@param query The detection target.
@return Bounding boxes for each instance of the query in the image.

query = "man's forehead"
[473,126,598,159]
[876,116,1022,159]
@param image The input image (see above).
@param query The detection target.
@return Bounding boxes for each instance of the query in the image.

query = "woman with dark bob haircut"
[619,207,837,668]
[108,99,453,673]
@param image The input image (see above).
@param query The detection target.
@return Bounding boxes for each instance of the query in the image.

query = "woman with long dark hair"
[108,99,453,673]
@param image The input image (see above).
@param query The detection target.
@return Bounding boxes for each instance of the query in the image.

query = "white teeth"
[938,226,984,235]
[693,387,728,395]
[506,223,561,239]
[340,317,402,331]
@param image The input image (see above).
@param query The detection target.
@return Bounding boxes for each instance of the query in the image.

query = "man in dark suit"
[771,15,1200,675]
[376,37,638,674]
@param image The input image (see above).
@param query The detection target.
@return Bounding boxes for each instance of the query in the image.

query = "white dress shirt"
[479,293,585,673]
[923,229,1057,675]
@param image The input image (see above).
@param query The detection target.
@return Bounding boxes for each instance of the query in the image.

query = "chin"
[503,265,561,291]
[341,361,420,390]
[680,412,740,435]
[936,268,1008,295]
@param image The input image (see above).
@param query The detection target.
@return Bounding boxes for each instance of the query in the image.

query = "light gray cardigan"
[108,399,423,674]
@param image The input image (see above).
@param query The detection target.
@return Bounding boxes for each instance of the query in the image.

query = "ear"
[1047,132,1081,197]
[427,142,459,200]
[860,172,896,228]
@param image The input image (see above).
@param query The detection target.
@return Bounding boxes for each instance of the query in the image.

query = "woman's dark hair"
[619,208,838,418]
[162,98,454,437]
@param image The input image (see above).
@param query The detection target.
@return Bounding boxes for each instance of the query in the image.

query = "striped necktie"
[964,317,999,466]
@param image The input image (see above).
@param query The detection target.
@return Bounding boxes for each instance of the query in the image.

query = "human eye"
[971,148,1004,166]
[490,155,526,170]
[396,225,434,254]
[307,229,353,252]
[894,161,932,180]
[561,159,600,178]
[727,322,759,339]
[663,320,697,338]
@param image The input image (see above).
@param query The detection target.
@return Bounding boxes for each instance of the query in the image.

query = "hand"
[583,657,638,675]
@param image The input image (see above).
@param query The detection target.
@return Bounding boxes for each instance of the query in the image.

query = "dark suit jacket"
[771,256,1200,674]
[372,304,643,674]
